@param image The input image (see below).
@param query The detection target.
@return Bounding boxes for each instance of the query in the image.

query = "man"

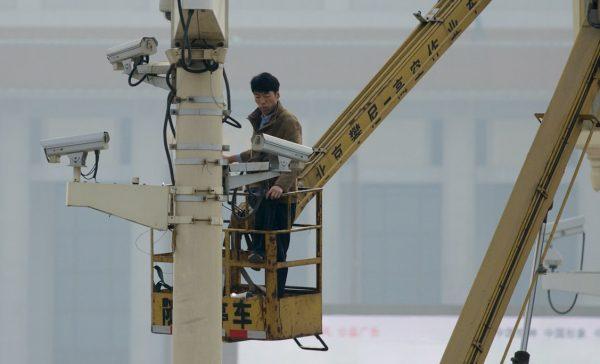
[226,72,302,297]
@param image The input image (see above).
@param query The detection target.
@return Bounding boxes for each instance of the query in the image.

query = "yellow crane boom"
[442,25,600,363]
[297,0,494,212]
[290,0,600,362]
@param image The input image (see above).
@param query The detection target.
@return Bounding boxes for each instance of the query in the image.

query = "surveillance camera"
[41,132,110,167]
[543,245,563,272]
[252,134,313,162]
[106,37,158,67]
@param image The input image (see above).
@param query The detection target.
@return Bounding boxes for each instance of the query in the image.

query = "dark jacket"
[240,102,302,194]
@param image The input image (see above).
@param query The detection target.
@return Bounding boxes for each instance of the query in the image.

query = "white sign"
[236,315,600,363]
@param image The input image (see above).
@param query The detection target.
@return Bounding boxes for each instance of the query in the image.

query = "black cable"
[166,63,176,92]
[81,151,98,177]
[547,290,578,315]
[164,91,176,185]
[92,150,100,180]
[81,150,100,181]
[80,166,96,179]
[222,68,242,128]
[547,232,586,315]
[223,116,242,128]
[81,164,96,177]
[168,110,176,138]
[128,55,150,87]
[228,184,265,221]
[164,64,177,137]
[182,10,195,68]
[176,0,219,74]
[223,68,232,109]
[182,13,220,73]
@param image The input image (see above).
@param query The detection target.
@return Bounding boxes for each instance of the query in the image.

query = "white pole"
[172,66,224,364]
[171,2,227,362]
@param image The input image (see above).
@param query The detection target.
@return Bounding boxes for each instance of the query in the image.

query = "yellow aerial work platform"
[150,188,327,350]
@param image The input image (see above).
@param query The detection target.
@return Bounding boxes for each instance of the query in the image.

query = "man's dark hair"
[250,72,280,93]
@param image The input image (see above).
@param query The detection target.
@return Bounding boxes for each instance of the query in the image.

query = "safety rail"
[223,187,323,297]
[222,187,324,342]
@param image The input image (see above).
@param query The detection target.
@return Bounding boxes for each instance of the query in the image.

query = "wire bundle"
[128,55,151,87]
[80,150,100,181]
[176,0,219,74]
[163,65,177,186]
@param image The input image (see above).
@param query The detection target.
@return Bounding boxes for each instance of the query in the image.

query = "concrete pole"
[171,3,227,361]
[172,67,224,364]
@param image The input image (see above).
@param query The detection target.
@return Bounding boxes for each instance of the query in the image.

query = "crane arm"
[442,25,600,363]
[288,0,599,361]
[297,0,494,212]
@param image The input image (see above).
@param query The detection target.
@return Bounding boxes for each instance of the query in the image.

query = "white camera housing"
[106,37,158,68]
[252,134,313,162]
[41,132,110,167]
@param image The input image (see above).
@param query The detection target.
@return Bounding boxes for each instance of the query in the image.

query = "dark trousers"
[251,199,296,297]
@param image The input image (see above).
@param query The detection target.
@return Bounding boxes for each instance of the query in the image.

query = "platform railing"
[223,187,323,298]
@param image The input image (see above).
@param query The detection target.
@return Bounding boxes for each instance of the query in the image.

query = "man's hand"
[224,154,238,164]
[266,185,284,199]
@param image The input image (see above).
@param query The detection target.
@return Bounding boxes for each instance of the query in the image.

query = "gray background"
[1,0,599,363]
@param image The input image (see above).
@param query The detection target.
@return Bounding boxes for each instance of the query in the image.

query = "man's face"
[253,91,280,115]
